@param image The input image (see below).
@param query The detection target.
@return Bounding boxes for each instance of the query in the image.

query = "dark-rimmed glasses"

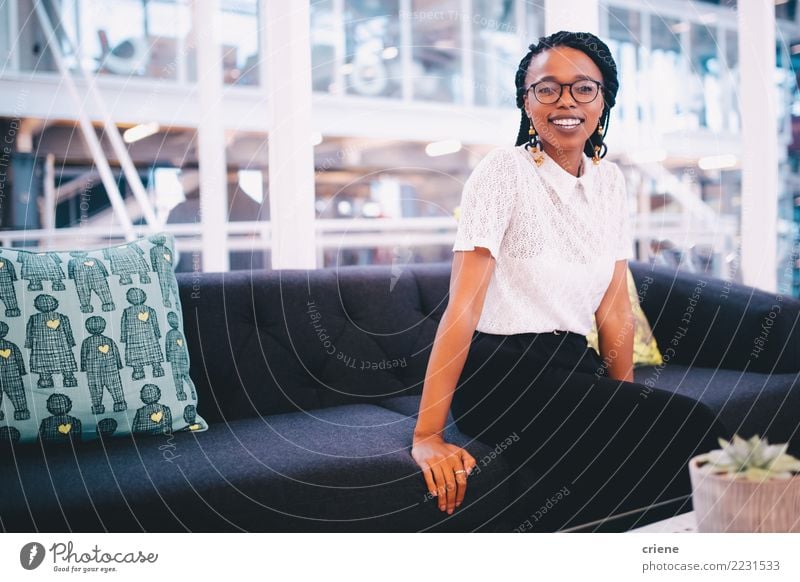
[526,79,603,104]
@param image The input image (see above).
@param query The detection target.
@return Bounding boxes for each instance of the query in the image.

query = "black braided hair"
[514,31,619,160]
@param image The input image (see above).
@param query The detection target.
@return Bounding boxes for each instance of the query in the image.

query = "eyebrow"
[531,74,596,84]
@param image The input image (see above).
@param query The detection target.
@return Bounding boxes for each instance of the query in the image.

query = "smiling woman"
[410,31,727,529]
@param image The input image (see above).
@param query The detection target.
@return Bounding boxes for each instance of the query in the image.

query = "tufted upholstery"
[175,265,449,423]
[631,262,800,374]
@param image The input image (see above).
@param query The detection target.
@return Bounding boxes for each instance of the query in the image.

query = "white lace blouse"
[452,144,635,336]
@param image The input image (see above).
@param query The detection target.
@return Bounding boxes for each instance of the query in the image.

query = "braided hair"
[514,31,619,160]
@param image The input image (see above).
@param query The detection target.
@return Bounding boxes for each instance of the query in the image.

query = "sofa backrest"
[630,262,799,374]
[176,263,450,423]
[177,260,799,423]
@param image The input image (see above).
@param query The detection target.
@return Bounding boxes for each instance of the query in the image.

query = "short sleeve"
[452,147,518,259]
[612,164,635,261]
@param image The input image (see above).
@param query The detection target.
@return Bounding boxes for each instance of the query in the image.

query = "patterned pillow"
[587,267,664,368]
[0,232,207,444]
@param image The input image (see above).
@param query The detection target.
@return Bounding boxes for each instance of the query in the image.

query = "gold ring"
[455,469,467,474]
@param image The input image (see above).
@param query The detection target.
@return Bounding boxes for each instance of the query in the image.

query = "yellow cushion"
[586,267,663,368]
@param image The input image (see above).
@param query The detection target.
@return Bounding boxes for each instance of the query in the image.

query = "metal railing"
[0,214,739,275]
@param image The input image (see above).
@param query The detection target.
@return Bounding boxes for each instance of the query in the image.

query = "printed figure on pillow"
[25,294,79,388]
[183,404,202,431]
[132,384,172,435]
[103,242,152,285]
[38,393,82,442]
[0,321,30,420]
[68,251,115,313]
[120,287,165,380]
[0,250,21,317]
[97,417,118,438]
[0,425,21,443]
[81,316,127,414]
[18,251,66,291]
[149,234,179,307]
[165,311,194,401]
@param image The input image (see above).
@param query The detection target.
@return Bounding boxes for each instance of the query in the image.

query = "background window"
[411,0,462,103]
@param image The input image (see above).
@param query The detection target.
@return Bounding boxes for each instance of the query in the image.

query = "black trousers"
[451,330,729,530]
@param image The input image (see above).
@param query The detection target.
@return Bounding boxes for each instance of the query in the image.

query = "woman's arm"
[414,247,495,439]
[411,246,495,513]
[595,259,635,382]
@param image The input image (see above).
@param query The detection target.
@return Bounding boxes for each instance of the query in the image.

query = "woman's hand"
[411,433,477,514]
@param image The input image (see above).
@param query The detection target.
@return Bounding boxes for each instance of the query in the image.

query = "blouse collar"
[519,146,598,203]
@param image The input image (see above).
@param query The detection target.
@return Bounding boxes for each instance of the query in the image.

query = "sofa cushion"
[635,363,800,453]
[1,404,512,532]
[0,233,206,444]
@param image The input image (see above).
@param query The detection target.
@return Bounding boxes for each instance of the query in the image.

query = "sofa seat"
[1,404,512,532]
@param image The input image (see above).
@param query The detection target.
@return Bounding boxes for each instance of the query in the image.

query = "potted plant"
[689,434,800,532]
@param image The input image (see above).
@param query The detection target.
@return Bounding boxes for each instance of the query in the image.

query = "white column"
[544,0,599,36]
[193,0,229,272]
[265,0,316,268]
[738,1,777,292]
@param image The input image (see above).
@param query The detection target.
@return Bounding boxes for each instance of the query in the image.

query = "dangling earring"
[528,119,545,167]
[592,123,604,165]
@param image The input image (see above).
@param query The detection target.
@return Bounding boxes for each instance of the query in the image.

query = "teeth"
[551,119,582,127]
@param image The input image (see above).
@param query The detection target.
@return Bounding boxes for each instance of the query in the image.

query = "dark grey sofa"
[2,260,798,532]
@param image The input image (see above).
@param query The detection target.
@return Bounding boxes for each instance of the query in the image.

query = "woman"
[411,31,725,527]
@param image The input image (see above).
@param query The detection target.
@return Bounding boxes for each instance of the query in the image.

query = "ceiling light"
[123,122,160,144]
[698,154,737,170]
[425,139,462,157]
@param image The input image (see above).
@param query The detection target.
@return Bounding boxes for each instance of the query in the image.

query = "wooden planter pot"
[688,456,800,532]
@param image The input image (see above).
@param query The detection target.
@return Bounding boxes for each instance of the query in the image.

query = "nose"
[556,85,578,107]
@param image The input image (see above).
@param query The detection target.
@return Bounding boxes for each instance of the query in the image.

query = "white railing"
[0,214,738,273]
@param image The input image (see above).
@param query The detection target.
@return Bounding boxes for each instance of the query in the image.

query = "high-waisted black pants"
[450,330,729,530]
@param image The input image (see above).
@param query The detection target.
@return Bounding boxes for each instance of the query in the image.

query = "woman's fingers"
[454,448,477,509]
[443,464,459,514]
[431,463,449,512]
[452,460,468,511]
[420,463,438,499]
[460,448,477,475]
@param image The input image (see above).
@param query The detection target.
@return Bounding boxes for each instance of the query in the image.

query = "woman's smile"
[549,115,585,132]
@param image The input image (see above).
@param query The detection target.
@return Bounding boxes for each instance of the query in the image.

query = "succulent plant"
[696,434,800,482]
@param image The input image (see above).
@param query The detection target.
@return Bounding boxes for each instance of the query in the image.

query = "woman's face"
[523,46,605,155]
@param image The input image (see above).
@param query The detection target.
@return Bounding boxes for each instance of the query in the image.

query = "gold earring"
[592,123,604,165]
[528,120,545,167]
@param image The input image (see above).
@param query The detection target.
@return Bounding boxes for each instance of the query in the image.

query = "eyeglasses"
[526,79,603,104]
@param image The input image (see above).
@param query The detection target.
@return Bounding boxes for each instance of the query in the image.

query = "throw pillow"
[0,232,207,444]
[587,267,664,367]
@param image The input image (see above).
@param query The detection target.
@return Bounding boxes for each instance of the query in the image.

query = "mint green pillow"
[0,232,207,444]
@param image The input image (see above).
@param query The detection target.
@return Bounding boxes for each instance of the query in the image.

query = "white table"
[627,511,697,533]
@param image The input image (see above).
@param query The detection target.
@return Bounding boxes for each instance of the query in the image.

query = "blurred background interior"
[0,0,798,297]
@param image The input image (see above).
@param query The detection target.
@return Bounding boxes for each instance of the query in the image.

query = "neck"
[542,144,584,177]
